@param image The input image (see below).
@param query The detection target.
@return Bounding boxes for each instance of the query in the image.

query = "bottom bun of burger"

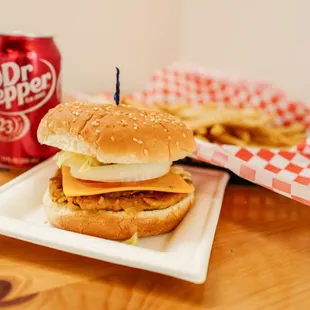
[43,190,194,240]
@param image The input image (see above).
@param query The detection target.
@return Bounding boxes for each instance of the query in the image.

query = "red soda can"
[0,32,61,168]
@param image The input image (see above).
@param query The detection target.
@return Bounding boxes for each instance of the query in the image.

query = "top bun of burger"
[37,101,195,164]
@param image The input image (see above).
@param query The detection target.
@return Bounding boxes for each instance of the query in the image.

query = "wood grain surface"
[0,169,309,309]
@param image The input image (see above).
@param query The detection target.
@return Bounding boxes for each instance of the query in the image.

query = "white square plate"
[0,159,229,283]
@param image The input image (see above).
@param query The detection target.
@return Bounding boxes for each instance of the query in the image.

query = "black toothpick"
[114,67,120,106]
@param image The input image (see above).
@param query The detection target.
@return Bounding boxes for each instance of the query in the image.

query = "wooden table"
[0,169,309,310]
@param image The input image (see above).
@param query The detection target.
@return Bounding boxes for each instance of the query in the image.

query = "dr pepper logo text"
[0,59,57,142]
[0,59,56,114]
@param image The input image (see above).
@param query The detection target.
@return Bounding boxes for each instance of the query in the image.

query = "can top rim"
[0,31,53,39]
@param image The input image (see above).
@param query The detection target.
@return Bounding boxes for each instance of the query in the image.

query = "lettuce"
[122,232,138,246]
[54,151,101,172]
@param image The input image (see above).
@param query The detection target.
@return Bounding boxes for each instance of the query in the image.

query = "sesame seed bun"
[37,102,195,164]
[43,189,194,240]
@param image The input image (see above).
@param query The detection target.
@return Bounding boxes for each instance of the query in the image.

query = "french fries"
[121,98,307,148]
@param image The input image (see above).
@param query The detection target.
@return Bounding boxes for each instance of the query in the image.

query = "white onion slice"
[67,161,172,182]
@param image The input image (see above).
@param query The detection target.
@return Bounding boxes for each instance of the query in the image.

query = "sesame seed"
[111,136,115,141]
[92,120,100,126]
[133,138,143,144]
[144,149,149,156]
[183,133,186,138]
[176,141,180,148]
[168,136,171,140]
[132,117,138,121]
[163,128,168,132]
[121,120,128,126]
[96,129,100,133]
[94,106,99,111]
[140,113,145,116]
[72,118,77,123]
[72,111,79,116]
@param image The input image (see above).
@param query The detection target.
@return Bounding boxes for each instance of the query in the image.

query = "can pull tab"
[114,67,120,106]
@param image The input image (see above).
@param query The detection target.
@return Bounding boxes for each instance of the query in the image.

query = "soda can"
[0,32,61,168]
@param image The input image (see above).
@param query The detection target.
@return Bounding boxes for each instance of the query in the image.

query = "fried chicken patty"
[49,169,190,212]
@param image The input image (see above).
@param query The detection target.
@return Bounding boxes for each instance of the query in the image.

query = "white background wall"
[0,0,180,94]
[178,0,310,102]
[1,0,310,101]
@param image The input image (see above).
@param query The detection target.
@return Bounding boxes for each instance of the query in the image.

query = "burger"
[37,101,196,241]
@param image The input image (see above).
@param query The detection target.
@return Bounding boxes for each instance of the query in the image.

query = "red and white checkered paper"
[69,64,310,205]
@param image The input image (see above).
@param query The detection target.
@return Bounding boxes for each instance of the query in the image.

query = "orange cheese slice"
[62,166,194,197]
